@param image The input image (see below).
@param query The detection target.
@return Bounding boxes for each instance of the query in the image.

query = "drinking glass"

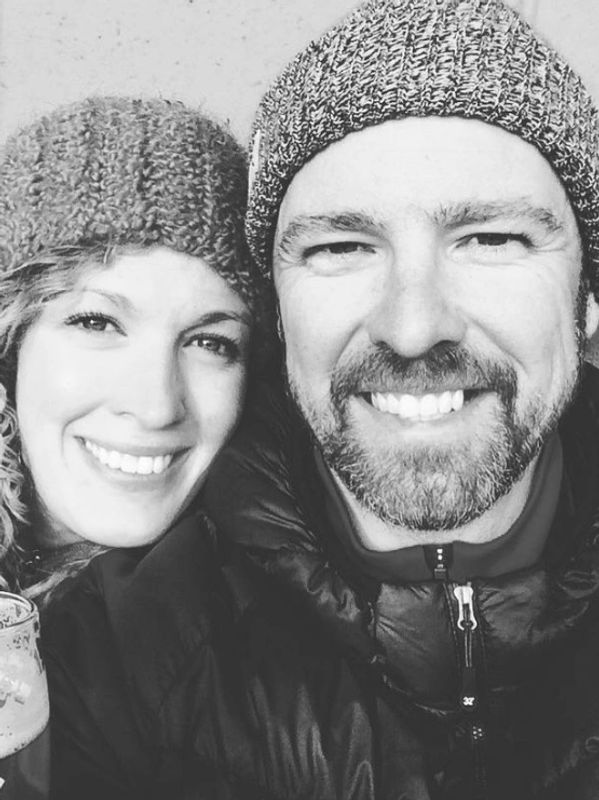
[0,593,49,799]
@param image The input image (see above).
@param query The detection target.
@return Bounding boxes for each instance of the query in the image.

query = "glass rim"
[0,591,37,631]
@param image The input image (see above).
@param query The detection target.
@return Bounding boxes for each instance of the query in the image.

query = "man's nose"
[110,345,186,429]
[366,243,466,359]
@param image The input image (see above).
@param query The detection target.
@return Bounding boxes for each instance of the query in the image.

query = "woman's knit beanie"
[246,0,599,296]
[0,96,268,320]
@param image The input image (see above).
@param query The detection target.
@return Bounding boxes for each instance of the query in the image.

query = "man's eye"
[306,241,375,257]
[65,313,120,333]
[301,241,378,273]
[456,232,532,261]
[466,233,530,248]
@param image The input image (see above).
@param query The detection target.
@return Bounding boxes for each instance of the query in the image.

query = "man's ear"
[585,293,599,339]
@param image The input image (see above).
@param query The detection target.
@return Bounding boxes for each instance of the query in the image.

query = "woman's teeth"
[370,389,465,421]
[84,440,174,475]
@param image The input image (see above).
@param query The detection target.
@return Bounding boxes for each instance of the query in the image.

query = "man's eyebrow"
[276,212,385,256]
[275,201,565,259]
[435,200,565,233]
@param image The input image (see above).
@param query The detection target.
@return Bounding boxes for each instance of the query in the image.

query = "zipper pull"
[453,583,478,711]
[454,583,478,631]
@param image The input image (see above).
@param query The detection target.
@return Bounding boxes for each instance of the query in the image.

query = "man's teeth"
[370,389,465,421]
[84,440,174,475]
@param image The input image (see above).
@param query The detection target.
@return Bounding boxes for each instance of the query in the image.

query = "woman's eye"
[187,334,239,361]
[65,313,120,333]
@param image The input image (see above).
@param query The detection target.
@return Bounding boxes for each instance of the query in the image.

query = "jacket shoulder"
[43,511,234,738]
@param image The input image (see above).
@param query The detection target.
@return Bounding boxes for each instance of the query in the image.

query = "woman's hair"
[0,96,274,606]
[0,246,117,604]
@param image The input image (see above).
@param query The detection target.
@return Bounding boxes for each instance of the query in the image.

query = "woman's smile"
[81,438,182,477]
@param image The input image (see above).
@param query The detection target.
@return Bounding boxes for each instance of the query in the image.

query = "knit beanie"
[246,0,599,296]
[0,96,267,318]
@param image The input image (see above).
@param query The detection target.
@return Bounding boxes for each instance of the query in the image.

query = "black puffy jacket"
[45,369,599,799]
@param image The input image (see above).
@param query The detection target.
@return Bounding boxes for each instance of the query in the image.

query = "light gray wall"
[0,0,355,143]
[2,0,599,144]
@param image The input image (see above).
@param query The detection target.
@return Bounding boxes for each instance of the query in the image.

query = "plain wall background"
[2,0,599,144]
[2,0,599,359]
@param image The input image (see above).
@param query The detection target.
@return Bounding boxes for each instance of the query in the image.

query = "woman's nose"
[109,345,186,429]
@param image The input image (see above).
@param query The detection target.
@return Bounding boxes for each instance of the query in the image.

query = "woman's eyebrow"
[77,293,251,327]
[276,212,385,257]
[192,310,252,327]
[78,288,135,312]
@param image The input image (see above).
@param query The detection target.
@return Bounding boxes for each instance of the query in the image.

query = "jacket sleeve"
[42,564,161,800]
[42,514,227,799]
[46,650,147,800]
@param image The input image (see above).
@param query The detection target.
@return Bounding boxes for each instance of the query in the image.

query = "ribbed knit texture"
[247,0,599,295]
[0,96,266,316]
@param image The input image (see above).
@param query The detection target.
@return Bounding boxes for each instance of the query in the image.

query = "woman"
[0,96,269,606]
[0,97,272,797]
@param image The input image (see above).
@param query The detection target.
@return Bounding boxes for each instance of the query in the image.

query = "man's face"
[273,117,598,532]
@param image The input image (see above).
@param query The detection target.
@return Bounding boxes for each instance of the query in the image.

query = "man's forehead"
[276,117,578,235]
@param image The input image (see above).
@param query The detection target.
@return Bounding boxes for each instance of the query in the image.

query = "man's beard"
[289,339,583,532]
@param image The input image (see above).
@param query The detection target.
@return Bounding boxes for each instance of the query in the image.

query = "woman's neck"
[29,503,82,551]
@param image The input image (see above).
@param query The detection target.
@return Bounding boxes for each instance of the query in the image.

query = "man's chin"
[320,412,542,532]
[343,470,498,532]
[334,445,502,531]
[290,372,564,531]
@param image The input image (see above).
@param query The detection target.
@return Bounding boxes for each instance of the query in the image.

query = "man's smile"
[367,388,465,421]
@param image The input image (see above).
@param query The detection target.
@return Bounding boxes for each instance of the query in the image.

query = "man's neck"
[333,456,540,551]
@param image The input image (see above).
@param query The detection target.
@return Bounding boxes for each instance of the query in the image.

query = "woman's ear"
[585,293,599,340]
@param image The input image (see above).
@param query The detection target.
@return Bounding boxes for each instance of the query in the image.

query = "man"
[46,1,599,798]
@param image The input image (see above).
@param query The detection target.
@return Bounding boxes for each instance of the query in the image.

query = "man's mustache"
[330,343,518,412]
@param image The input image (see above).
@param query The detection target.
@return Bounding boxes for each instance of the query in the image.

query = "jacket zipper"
[453,583,478,711]
[453,582,487,798]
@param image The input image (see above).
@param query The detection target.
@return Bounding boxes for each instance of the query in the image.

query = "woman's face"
[16,246,250,548]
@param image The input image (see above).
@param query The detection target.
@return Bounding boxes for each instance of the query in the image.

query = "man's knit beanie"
[246,0,599,296]
[0,96,267,318]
